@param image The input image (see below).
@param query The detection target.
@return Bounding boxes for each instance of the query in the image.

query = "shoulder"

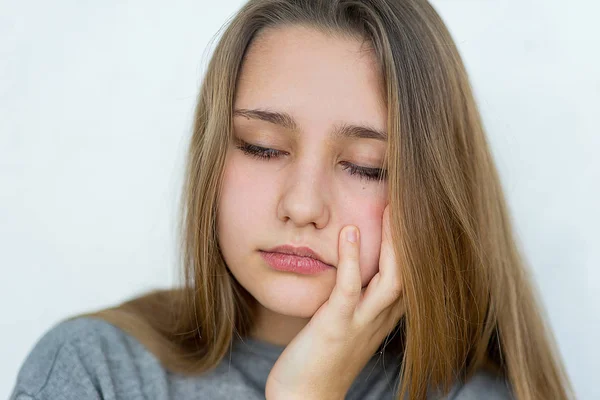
[23,316,134,352]
[447,368,514,400]
[10,317,164,400]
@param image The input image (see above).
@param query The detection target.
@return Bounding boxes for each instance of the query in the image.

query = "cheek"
[217,153,275,254]
[218,156,254,251]
[341,199,387,285]
[220,154,273,218]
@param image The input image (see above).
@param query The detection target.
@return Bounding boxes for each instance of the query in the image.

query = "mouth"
[261,244,334,268]
[259,250,335,275]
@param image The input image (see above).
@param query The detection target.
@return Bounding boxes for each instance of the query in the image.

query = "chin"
[256,277,333,318]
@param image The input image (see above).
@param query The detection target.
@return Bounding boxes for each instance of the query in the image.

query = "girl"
[11,0,574,399]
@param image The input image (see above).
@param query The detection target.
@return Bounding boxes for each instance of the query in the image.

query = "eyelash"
[235,140,387,182]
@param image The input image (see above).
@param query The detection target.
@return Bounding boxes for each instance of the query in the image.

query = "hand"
[265,205,405,400]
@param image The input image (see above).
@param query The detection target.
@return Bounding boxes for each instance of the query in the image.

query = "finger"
[329,225,362,319]
[356,271,381,316]
[374,206,403,305]
[372,295,406,330]
[357,206,403,319]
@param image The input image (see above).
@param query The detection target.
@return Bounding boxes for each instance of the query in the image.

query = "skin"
[217,25,392,347]
[265,207,404,399]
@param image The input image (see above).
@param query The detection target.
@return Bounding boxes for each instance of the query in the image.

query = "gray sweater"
[10,317,513,399]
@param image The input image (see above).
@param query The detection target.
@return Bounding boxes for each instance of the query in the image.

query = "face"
[217,25,388,327]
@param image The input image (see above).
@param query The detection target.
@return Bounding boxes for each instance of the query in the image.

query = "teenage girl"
[11,1,574,399]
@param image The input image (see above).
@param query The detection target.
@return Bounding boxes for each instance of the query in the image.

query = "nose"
[277,157,331,229]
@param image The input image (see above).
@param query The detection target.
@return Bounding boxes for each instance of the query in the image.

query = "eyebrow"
[233,108,387,142]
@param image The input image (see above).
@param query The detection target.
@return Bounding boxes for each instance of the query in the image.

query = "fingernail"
[346,227,358,243]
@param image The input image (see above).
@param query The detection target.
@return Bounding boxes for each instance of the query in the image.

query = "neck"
[249,303,310,347]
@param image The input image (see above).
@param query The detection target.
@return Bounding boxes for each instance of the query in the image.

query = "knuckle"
[345,247,359,261]
[337,303,356,319]
[339,282,362,299]
[389,282,403,300]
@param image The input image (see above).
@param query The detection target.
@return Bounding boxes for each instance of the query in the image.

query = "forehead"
[233,25,387,138]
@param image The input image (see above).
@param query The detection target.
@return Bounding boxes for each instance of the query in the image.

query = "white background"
[1,0,598,398]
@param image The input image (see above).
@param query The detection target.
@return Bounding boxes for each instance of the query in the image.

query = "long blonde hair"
[77,1,574,398]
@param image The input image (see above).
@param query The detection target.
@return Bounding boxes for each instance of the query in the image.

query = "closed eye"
[235,140,387,182]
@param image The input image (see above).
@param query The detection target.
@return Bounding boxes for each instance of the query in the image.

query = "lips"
[262,244,334,267]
